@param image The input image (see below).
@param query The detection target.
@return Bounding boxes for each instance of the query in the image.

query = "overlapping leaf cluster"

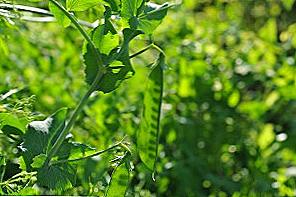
[0,0,169,195]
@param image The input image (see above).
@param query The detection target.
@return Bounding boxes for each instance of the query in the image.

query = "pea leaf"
[37,164,76,190]
[137,54,165,171]
[21,108,97,190]
[103,0,120,12]
[105,161,130,197]
[92,22,120,55]
[21,108,68,169]
[66,0,101,11]
[49,2,71,27]
[83,27,143,93]
[0,113,27,136]
[121,0,143,19]
[31,154,47,168]
[56,141,96,160]
[97,28,143,93]
[138,3,169,34]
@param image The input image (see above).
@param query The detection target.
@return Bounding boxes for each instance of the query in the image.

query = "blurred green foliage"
[1,0,296,196]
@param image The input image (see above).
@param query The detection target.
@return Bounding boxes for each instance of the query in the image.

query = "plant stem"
[151,43,166,56]
[129,44,153,59]
[46,0,107,162]
[47,71,105,162]
[48,0,103,65]
[50,142,122,165]
[129,43,165,59]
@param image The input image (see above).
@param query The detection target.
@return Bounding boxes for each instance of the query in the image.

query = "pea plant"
[0,0,171,195]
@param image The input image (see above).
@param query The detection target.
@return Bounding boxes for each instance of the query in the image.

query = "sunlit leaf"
[0,113,27,135]
[258,124,275,150]
[83,28,142,93]
[281,0,295,11]
[121,0,143,19]
[92,23,120,55]
[49,2,71,27]
[105,161,130,197]
[138,3,169,34]
[66,0,101,11]
[259,18,277,43]
[31,154,47,168]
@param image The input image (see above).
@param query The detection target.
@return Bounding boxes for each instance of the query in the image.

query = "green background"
[1,0,296,196]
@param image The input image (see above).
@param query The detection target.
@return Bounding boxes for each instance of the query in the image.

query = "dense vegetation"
[1,0,296,196]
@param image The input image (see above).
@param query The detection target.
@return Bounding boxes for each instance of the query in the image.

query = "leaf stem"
[50,142,122,165]
[129,43,165,59]
[46,71,105,162]
[129,44,153,59]
[48,0,103,65]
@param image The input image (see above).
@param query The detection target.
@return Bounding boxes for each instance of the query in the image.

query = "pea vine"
[0,0,171,195]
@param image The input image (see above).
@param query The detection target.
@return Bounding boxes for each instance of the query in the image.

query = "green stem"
[47,71,105,162]
[129,44,153,59]
[48,0,103,65]
[129,43,165,59]
[151,43,166,56]
[46,0,107,163]
[50,142,122,165]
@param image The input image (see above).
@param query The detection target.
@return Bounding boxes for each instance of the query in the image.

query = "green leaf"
[105,162,130,197]
[281,0,295,11]
[121,0,143,19]
[66,0,101,11]
[20,107,100,190]
[92,24,120,55]
[37,164,76,190]
[103,0,120,12]
[137,54,165,171]
[144,2,169,20]
[0,113,27,136]
[21,108,68,169]
[83,44,103,86]
[31,154,47,168]
[258,124,275,150]
[228,90,240,108]
[83,28,142,93]
[138,3,169,34]
[259,18,277,43]
[18,156,26,171]
[56,141,96,160]
[49,2,71,27]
